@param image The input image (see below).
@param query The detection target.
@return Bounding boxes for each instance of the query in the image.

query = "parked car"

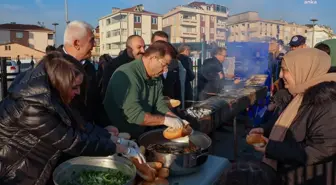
[0,60,19,80]
[19,59,35,72]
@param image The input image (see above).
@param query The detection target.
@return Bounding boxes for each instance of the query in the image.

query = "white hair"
[63,20,93,45]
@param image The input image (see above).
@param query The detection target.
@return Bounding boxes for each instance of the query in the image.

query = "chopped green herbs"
[63,169,131,185]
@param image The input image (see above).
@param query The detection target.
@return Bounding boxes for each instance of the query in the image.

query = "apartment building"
[163,2,229,46]
[91,26,100,61]
[306,25,334,47]
[99,4,162,56]
[0,42,45,60]
[0,23,54,52]
[227,11,311,44]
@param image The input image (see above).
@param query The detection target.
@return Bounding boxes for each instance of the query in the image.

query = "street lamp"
[52,23,59,47]
[65,0,70,24]
[310,18,318,47]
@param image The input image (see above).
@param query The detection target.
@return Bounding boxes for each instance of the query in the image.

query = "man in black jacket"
[178,44,195,104]
[57,20,97,124]
[198,47,233,100]
[152,31,181,101]
[101,35,145,98]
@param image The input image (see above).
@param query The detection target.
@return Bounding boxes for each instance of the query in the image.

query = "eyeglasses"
[157,58,169,69]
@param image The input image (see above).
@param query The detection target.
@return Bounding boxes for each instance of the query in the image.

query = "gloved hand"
[123,147,146,164]
[117,138,139,150]
[163,116,184,129]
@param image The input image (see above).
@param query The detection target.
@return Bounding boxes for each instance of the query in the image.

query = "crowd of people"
[0,20,335,185]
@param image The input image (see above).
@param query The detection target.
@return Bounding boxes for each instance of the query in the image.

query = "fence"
[0,57,35,99]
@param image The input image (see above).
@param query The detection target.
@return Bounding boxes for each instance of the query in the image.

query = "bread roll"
[169,99,180,108]
[246,134,266,147]
[147,162,163,170]
[163,124,193,140]
[163,127,183,140]
[157,168,169,178]
[131,158,156,182]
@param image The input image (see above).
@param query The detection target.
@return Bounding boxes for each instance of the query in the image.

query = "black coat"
[262,82,336,185]
[178,54,195,101]
[161,59,181,101]
[198,57,224,100]
[101,49,134,98]
[0,63,116,185]
[56,46,98,124]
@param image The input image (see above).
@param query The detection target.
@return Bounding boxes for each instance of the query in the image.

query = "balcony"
[217,22,226,29]
[181,31,197,38]
[181,18,197,26]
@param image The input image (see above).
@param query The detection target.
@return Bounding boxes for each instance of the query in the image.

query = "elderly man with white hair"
[57,20,100,125]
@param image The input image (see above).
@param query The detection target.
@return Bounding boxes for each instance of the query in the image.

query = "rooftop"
[100,4,161,19]
[0,23,53,32]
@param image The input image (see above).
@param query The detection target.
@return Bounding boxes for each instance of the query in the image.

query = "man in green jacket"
[104,41,186,139]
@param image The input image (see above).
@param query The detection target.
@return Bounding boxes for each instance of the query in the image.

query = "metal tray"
[53,155,136,185]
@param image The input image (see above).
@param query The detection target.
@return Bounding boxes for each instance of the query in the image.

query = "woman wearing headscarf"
[249,48,336,185]
[0,52,144,185]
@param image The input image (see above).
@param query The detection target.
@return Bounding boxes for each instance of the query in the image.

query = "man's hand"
[163,116,184,129]
[218,72,224,79]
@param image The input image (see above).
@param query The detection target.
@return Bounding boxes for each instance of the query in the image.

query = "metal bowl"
[138,129,212,176]
[53,155,136,185]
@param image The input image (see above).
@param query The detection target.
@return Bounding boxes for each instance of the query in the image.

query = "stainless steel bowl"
[138,129,212,176]
[53,155,136,185]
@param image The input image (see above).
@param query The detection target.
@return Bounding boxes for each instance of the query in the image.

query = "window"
[211,16,215,22]
[106,18,111,25]
[242,24,245,27]
[134,29,142,35]
[106,44,111,50]
[210,28,214,33]
[95,38,100,45]
[151,17,158,24]
[247,24,250,28]
[201,27,205,33]
[48,34,53,40]
[201,15,205,21]
[106,31,111,38]
[134,15,141,23]
[5,45,11,50]
[16,32,23,38]
[112,30,120,37]
[207,6,211,11]
[29,33,34,39]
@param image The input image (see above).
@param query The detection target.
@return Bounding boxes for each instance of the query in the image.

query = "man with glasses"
[104,41,186,139]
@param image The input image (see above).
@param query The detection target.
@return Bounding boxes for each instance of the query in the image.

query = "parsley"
[63,169,131,185]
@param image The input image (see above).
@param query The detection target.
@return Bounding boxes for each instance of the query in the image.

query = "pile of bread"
[131,150,169,185]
